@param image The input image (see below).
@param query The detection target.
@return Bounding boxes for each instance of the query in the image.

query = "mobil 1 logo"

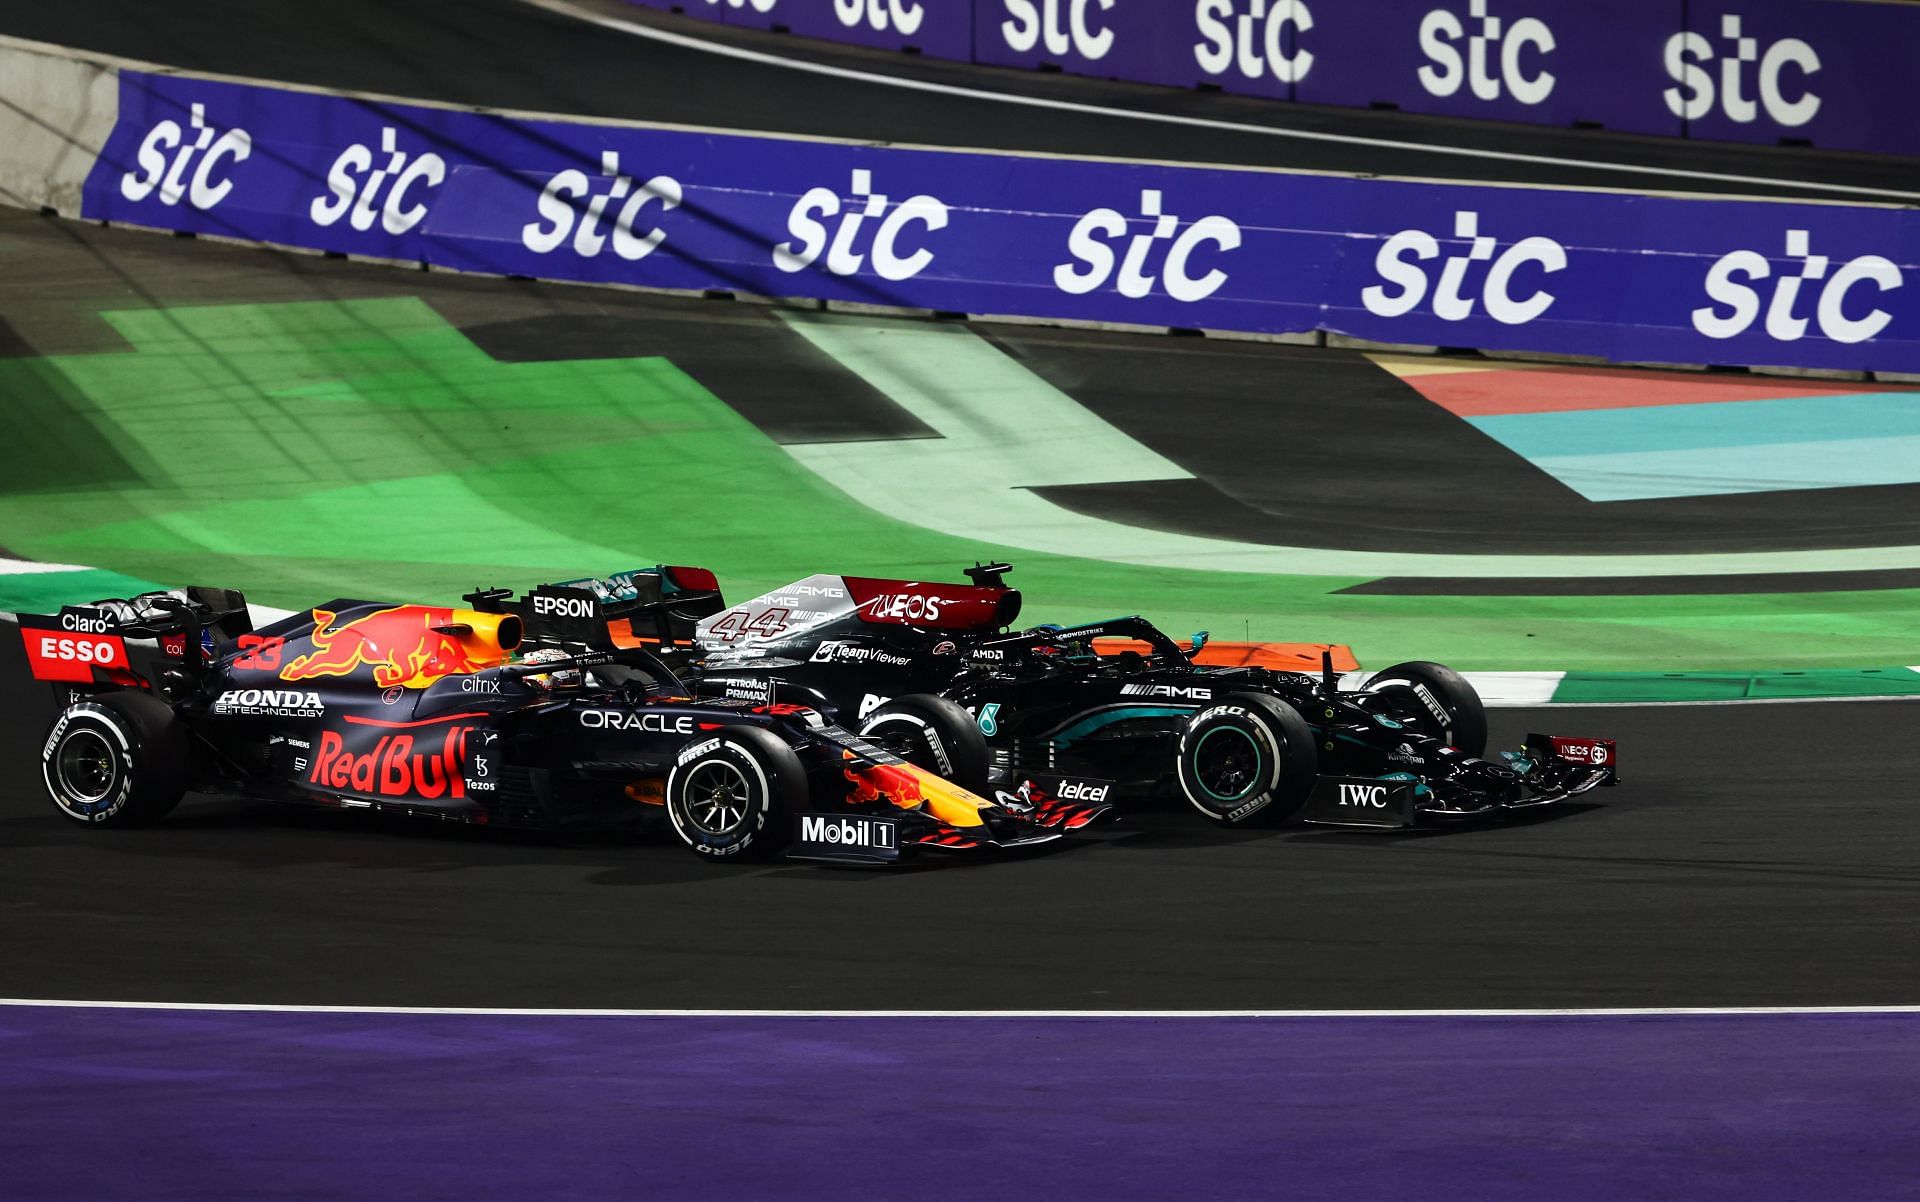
[789,812,903,863]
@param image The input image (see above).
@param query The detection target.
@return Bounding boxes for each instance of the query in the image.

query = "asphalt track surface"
[5,0,1916,201]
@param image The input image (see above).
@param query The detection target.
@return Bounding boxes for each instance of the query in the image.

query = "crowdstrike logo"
[119,103,251,211]
[835,0,923,34]
[774,169,951,282]
[309,127,446,235]
[1691,230,1901,345]
[1054,190,1241,303]
[1663,15,1820,126]
[1000,0,1115,60]
[521,151,683,261]
[1418,0,1555,106]
[1193,0,1314,84]
[1361,210,1567,326]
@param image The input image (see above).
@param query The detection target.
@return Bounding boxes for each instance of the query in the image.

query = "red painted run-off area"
[1408,365,1915,418]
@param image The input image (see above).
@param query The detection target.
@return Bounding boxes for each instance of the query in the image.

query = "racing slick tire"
[1175,693,1317,827]
[1365,661,1487,756]
[40,692,190,827]
[665,726,806,862]
[857,694,991,794]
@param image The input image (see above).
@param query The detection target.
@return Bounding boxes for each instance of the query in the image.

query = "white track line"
[521,0,1920,205]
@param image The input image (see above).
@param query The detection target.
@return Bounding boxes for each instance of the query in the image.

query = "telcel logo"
[1692,230,1901,345]
[1055,190,1241,303]
[1664,15,1819,127]
[1194,0,1314,84]
[775,169,950,281]
[835,0,922,34]
[1418,0,1555,106]
[1000,0,1115,60]
[522,151,683,261]
[120,103,251,211]
[310,127,445,235]
[1362,210,1566,326]
[1338,782,1389,807]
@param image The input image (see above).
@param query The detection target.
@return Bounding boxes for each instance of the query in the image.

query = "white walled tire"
[1175,693,1317,827]
[664,726,805,862]
[40,693,189,827]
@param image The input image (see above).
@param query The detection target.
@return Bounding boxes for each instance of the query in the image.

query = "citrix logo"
[1054,190,1241,303]
[522,151,683,261]
[1418,0,1555,106]
[1361,210,1566,326]
[1193,0,1314,84]
[774,169,950,282]
[835,0,923,34]
[1692,229,1901,345]
[1664,15,1819,127]
[310,127,445,235]
[119,103,251,210]
[1001,0,1115,61]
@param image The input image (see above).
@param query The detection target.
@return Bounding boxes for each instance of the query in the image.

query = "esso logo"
[119,103,251,211]
[1193,0,1314,84]
[706,0,776,10]
[1000,0,1115,61]
[1664,15,1820,127]
[1692,229,1901,346]
[774,169,950,282]
[522,151,683,261]
[38,636,120,665]
[1418,0,1555,106]
[835,0,922,34]
[310,127,446,236]
[1054,190,1241,304]
[1361,210,1566,326]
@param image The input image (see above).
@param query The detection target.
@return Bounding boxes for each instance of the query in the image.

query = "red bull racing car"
[20,584,1085,865]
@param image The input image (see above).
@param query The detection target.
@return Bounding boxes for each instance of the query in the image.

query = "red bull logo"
[281,606,508,689]
[309,726,471,799]
[843,751,928,809]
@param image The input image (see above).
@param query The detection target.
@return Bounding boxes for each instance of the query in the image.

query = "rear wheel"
[664,726,806,861]
[40,692,190,826]
[858,694,990,793]
[1175,693,1317,826]
[1365,661,1486,756]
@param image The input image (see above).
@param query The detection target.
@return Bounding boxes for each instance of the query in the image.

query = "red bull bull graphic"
[842,751,987,829]
[279,605,514,688]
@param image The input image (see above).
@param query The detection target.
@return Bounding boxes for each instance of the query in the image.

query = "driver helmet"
[520,646,583,691]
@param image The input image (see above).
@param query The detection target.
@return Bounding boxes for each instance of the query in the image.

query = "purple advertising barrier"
[970,0,1189,88]
[80,69,1920,375]
[620,0,973,57]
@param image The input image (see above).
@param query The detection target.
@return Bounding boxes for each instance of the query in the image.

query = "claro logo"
[310,127,445,235]
[774,169,950,282]
[1692,230,1902,345]
[835,0,923,34]
[1362,211,1566,326]
[522,151,683,261]
[1664,14,1820,127]
[999,0,1115,60]
[1054,190,1241,303]
[1193,0,1314,85]
[1418,0,1555,106]
[120,103,251,211]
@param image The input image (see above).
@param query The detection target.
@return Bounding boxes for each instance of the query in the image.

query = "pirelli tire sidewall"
[858,694,990,794]
[40,692,190,827]
[1365,660,1488,757]
[1175,693,1318,827]
[664,725,806,862]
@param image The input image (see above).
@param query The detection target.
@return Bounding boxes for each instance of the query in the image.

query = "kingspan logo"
[120,102,251,211]
[799,813,898,850]
[1054,190,1241,303]
[522,151,683,261]
[1361,210,1566,326]
[774,170,951,282]
[310,127,446,236]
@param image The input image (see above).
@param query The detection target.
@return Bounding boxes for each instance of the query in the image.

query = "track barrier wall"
[625,0,1920,157]
[3,36,1918,375]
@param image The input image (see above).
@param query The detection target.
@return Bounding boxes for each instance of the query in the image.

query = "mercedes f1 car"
[541,564,1618,831]
[20,583,1085,865]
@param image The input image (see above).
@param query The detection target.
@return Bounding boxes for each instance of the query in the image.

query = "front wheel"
[40,692,190,826]
[1364,661,1487,756]
[1175,693,1317,827]
[664,726,806,861]
[858,694,990,794]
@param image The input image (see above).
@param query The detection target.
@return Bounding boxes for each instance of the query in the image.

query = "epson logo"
[1055,190,1240,304]
[1362,211,1566,326]
[1120,684,1213,701]
[213,689,324,717]
[522,151,683,262]
[864,593,944,622]
[1418,1,1555,106]
[1000,0,1115,61]
[834,0,922,34]
[1664,15,1819,128]
[799,814,898,849]
[1339,783,1389,808]
[1194,0,1314,84]
[578,709,696,735]
[533,593,596,619]
[120,103,251,211]
[1056,780,1110,802]
[1692,230,1900,346]
[775,170,950,283]
[310,127,445,236]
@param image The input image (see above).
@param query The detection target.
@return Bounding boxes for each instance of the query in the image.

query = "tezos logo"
[1054,190,1241,303]
[1000,0,1115,60]
[1692,230,1901,345]
[835,0,922,34]
[310,127,445,235]
[1418,0,1555,106]
[1361,210,1566,326]
[774,169,950,282]
[1665,15,1819,127]
[1193,0,1314,84]
[1339,782,1390,807]
[522,151,683,261]
[120,102,251,211]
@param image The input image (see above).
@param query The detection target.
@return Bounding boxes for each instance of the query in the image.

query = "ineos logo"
[1418,0,1555,106]
[522,151,683,262]
[1338,783,1388,807]
[1664,14,1819,127]
[1000,0,1115,61]
[1193,0,1314,84]
[310,127,446,235]
[774,169,950,282]
[120,103,251,211]
[1362,210,1566,326]
[1691,229,1900,346]
[835,0,922,34]
[1055,190,1241,304]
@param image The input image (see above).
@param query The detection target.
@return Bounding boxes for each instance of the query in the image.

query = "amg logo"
[214,689,325,717]
[1120,684,1212,701]
[799,814,897,849]
[1339,783,1389,808]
